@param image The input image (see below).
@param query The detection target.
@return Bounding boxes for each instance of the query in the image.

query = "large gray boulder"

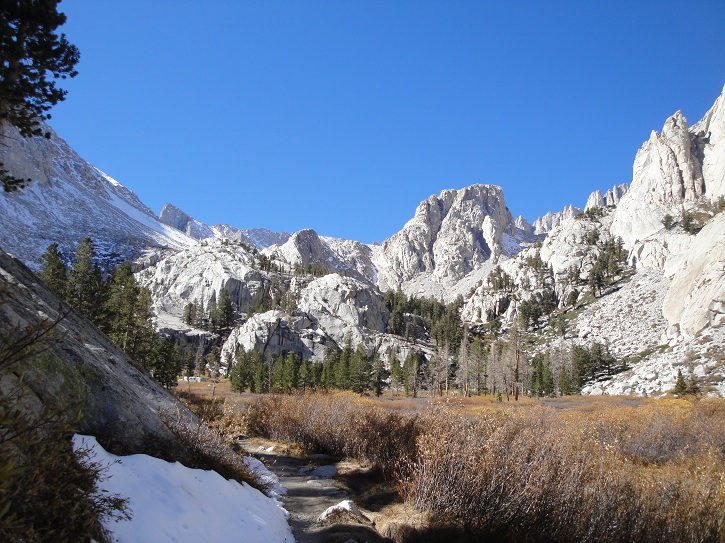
[0,248,193,457]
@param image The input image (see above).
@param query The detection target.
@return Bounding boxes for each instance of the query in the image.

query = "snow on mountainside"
[0,124,195,268]
[1,82,723,398]
[159,202,290,250]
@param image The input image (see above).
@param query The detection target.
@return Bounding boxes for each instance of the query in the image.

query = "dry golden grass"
[235,391,725,542]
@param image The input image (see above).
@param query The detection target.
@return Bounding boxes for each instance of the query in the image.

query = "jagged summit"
[585,183,629,210]
[159,202,290,250]
[159,203,216,240]
[532,204,582,235]
[1,84,724,396]
[371,184,535,297]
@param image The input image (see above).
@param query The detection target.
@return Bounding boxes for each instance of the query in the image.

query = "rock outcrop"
[136,239,271,330]
[610,111,706,246]
[159,203,217,240]
[260,230,376,284]
[662,213,725,338]
[690,84,725,200]
[0,248,194,457]
[531,204,582,235]
[371,184,532,297]
[584,183,629,210]
[220,274,390,364]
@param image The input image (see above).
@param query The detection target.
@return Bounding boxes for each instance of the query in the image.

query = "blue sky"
[49,0,725,244]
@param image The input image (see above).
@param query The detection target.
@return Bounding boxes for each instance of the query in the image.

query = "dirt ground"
[176,378,648,414]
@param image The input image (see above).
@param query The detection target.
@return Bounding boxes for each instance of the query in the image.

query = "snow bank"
[73,435,293,543]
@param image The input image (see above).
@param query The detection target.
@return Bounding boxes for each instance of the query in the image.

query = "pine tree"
[37,242,67,297]
[673,369,688,396]
[0,0,80,192]
[230,347,248,393]
[281,352,300,393]
[214,289,235,330]
[67,237,104,322]
[335,341,353,390]
[321,346,339,391]
[349,344,371,394]
[389,350,402,396]
[470,335,488,395]
[150,336,181,389]
[182,301,197,326]
[299,358,313,391]
[371,353,388,397]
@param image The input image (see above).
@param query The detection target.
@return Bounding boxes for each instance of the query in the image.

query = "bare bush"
[245,392,725,542]
[159,406,272,495]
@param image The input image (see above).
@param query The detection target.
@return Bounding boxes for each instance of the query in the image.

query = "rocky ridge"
[159,202,290,250]
[0,124,195,269]
[1,84,724,397]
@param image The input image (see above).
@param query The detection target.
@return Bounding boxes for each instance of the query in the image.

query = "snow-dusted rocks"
[0,124,195,268]
[532,204,582,235]
[584,184,628,211]
[317,500,369,525]
[662,213,725,338]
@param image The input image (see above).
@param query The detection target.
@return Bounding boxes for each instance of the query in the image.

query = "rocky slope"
[0,124,195,269]
[0,248,195,457]
[159,202,290,249]
[2,82,724,397]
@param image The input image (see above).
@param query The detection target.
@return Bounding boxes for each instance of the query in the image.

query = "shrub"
[159,405,271,495]
[245,392,725,542]
[0,303,129,542]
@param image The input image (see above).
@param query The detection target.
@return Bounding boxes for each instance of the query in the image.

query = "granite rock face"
[532,204,582,235]
[662,213,725,338]
[690,84,725,201]
[219,274,391,364]
[610,106,713,248]
[371,184,533,297]
[0,249,194,457]
[585,183,629,211]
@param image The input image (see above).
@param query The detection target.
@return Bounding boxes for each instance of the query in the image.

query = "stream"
[243,438,393,543]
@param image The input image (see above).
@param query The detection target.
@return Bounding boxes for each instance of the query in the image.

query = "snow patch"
[72,435,293,543]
